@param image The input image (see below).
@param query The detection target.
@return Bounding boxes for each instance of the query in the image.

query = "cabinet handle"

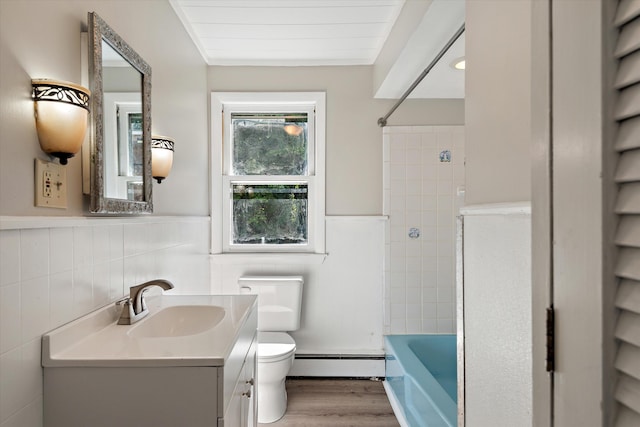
[242,390,252,399]
[246,378,254,386]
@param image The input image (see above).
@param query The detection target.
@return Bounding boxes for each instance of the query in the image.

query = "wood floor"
[258,378,401,427]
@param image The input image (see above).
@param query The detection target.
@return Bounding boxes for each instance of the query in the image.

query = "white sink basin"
[128,305,226,338]
[42,295,257,367]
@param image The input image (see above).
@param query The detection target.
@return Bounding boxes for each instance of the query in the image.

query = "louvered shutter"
[613,0,640,425]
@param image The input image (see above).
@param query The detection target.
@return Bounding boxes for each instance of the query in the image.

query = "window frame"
[211,92,326,255]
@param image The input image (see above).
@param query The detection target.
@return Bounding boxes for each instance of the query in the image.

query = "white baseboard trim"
[289,357,385,377]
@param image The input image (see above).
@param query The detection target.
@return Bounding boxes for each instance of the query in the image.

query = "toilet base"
[257,377,287,423]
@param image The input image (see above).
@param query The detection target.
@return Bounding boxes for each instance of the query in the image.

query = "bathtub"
[384,334,457,427]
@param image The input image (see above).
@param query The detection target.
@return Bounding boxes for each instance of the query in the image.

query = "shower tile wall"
[383,126,465,334]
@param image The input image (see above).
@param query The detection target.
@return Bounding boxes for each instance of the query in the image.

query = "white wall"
[0,0,209,216]
[210,217,386,358]
[0,217,210,427]
[383,125,465,335]
[462,204,532,427]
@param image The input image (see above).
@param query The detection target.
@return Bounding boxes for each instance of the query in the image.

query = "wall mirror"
[87,12,152,213]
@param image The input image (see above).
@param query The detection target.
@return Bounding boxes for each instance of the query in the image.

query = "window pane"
[118,111,143,177]
[232,184,308,245]
[231,113,308,175]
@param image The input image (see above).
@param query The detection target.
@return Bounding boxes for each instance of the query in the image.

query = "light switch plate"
[35,159,67,209]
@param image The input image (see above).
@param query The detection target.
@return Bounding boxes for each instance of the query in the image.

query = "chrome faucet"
[117,279,174,325]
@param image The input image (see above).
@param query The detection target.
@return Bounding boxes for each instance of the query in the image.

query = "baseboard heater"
[295,354,385,360]
[289,354,386,378]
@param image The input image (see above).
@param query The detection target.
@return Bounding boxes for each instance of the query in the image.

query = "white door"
[551,0,606,422]
[534,0,640,425]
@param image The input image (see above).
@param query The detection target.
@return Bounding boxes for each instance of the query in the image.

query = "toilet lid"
[258,332,296,361]
[258,342,296,360]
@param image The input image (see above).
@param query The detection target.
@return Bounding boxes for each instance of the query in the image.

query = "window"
[211,92,325,254]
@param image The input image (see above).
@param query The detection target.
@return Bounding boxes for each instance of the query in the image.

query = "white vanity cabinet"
[42,295,257,427]
[219,318,257,427]
[222,337,257,427]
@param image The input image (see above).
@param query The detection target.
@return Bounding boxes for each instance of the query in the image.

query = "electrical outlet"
[35,159,67,209]
[43,171,53,198]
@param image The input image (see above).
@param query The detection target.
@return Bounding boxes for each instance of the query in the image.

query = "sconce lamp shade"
[151,136,175,184]
[31,79,90,165]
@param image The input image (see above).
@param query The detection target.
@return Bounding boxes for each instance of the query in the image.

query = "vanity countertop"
[42,294,257,368]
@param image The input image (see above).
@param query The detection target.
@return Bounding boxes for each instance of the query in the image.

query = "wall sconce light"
[31,79,90,165]
[151,136,175,184]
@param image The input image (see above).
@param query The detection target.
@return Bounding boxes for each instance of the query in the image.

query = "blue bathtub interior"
[385,334,457,427]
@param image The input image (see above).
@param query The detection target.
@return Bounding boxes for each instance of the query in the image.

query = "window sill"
[210,252,327,265]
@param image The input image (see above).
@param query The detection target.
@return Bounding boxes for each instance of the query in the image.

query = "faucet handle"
[116,298,135,325]
[115,297,130,306]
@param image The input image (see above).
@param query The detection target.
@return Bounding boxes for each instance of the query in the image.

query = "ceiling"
[170,0,464,99]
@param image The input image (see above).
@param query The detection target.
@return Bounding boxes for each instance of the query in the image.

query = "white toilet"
[238,276,303,424]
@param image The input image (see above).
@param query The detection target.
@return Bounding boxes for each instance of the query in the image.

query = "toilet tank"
[238,276,303,332]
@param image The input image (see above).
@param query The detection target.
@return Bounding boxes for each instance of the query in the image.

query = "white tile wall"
[0,216,210,427]
[383,126,465,334]
[210,216,387,358]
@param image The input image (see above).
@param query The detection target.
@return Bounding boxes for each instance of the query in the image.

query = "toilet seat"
[258,332,296,362]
